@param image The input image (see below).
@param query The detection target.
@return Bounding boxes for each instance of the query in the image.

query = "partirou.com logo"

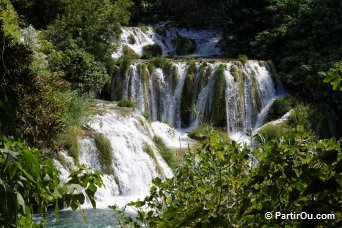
[265,211,335,220]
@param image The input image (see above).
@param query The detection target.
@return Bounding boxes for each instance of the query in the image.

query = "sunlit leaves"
[324,61,342,91]
[0,136,103,227]
[112,128,341,227]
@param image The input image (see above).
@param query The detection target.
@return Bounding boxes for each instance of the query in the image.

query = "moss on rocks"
[95,133,114,175]
[143,142,163,176]
[180,62,196,127]
[128,34,136,44]
[171,65,179,90]
[210,65,227,127]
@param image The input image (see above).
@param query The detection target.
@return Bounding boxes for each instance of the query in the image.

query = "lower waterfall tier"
[55,102,195,208]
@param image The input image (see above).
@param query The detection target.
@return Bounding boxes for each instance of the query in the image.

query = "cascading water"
[55,102,178,209]
[112,60,282,138]
[53,25,286,224]
[112,25,221,58]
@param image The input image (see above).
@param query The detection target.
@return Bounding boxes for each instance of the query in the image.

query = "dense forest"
[1,0,341,227]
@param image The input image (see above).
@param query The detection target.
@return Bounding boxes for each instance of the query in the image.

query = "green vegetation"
[237,54,248,64]
[95,133,114,175]
[150,56,172,73]
[153,136,178,170]
[117,99,135,108]
[324,61,342,91]
[180,62,196,127]
[123,45,139,58]
[266,96,294,122]
[0,136,103,227]
[210,65,226,127]
[113,128,342,227]
[142,44,162,59]
[117,55,131,75]
[143,143,163,176]
[188,123,229,142]
[172,34,196,55]
[257,122,292,141]
[261,100,342,139]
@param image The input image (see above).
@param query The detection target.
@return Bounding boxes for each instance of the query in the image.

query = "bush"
[188,123,229,141]
[123,45,139,58]
[117,55,131,75]
[257,122,292,141]
[49,47,110,93]
[266,96,294,122]
[237,54,248,64]
[153,136,178,170]
[286,103,311,129]
[117,99,135,108]
[172,34,196,55]
[95,133,114,175]
[150,56,172,70]
[142,44,162,59]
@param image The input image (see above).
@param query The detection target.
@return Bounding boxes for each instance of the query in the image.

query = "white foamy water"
[113,60,283,139]
[56,102,174,209]
[112,25,221,58]
[151,122,196,149]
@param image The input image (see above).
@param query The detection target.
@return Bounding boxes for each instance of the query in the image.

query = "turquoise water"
[42,209,131,228]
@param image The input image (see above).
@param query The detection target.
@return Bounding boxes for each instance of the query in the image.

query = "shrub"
[142,44,162,59]
[150,56,172,70]
[257,122,292,141]
[123,45,139,58]
[286,103,311,129]
[153,136,178,170]
[95,133,114,175]
[117,99,135,108]
[237,54,248,64]
[266,96,294,122]
[172,34,196,55]
[49,47,110,93]
[188,123,229,141]
[117,55,131,75]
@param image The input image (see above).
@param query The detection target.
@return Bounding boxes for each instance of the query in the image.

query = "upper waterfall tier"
[112,25,221,58]
[111,60,284,135]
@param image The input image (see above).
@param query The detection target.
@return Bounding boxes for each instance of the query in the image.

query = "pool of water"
[40,209,133,228]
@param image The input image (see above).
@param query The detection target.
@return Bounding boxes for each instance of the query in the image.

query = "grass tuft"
[95,133,114,175]
[153,136,178,170]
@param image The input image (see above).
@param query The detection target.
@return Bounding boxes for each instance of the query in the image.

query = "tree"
[46,0,133,61]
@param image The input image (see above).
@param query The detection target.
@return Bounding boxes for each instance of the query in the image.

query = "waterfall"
[56,102,177,208]
[55,25,285,211]
[112,25,221,58]
[112,60,280,137]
